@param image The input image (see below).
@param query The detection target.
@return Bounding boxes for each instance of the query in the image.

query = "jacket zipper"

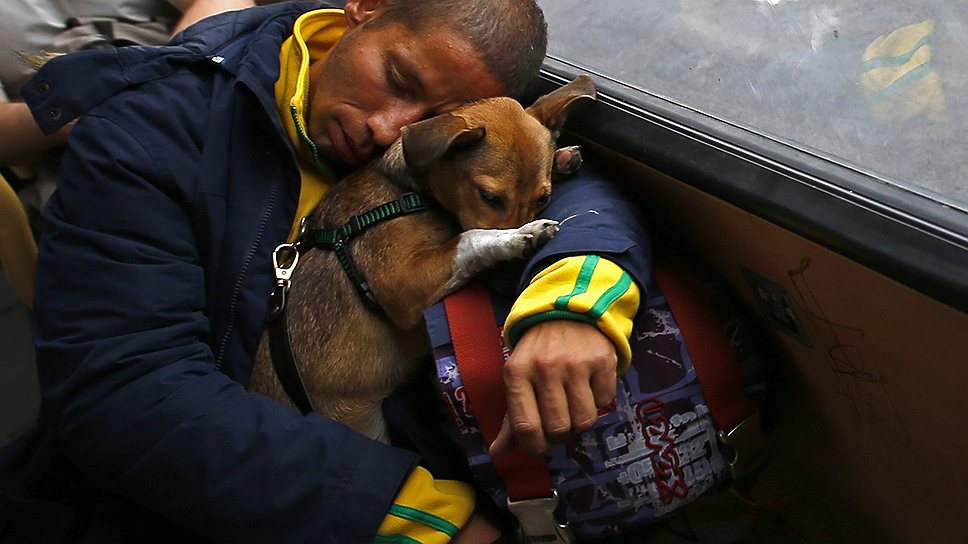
[213,162,283,371]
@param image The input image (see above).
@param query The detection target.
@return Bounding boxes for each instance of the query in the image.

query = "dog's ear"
[526,74,597,137]
[401,114,486,170]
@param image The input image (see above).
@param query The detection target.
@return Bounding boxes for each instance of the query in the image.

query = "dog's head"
[379,75,596,230]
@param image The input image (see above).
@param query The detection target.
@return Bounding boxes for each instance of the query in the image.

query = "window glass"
[538,0,968,213]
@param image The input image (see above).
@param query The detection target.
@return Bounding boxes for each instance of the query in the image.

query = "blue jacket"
[0,2,651,542]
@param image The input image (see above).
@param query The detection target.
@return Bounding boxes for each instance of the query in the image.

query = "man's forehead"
[381,23,506,110]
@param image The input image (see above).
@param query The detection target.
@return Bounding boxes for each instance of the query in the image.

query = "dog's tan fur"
[248,76,596,439]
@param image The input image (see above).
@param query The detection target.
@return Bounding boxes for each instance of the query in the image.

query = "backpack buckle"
[718,409,770,483]
[507,490,573,544]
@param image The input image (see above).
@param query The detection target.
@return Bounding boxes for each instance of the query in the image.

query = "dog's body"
[248,76,596,440]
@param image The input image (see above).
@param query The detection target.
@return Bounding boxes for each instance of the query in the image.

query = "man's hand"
[490,320,617,456]
[452,512,504,544]
[0,102,71,166]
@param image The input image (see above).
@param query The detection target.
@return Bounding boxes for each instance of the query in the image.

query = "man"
[0,0,651,542]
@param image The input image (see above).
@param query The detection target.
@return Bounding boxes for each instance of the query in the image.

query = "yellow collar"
[275,9,347,241]
[275,9,347,179]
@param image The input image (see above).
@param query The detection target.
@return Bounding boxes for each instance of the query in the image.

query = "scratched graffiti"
[786,257,911,447]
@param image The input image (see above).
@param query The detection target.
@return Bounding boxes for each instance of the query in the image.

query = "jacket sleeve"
[518,163,653,301]
[32,113,416,543]
[504,255,641,372]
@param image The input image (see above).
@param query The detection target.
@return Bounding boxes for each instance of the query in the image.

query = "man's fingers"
[502,369,548,455]
[590,364,618,409]
[488,416,516,457]
[452,512,503,544]
[534,376,572,440]
[566,381,599,433]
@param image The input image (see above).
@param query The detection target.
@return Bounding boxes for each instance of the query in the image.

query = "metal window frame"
[535,59,968,312]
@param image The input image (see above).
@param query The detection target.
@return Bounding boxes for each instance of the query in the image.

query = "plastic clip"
[506,490,573,544]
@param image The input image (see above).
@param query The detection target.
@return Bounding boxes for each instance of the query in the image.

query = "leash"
[266,192,431,414]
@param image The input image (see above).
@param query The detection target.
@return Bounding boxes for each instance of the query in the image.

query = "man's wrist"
[504,255,640,372]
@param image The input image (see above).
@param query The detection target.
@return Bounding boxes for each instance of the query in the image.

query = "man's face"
[306,14,506,172]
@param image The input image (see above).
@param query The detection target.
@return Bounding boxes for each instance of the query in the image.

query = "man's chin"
[315,145,356,178]
[327,149,374,177]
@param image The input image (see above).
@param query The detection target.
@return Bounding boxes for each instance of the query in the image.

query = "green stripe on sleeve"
[587,271,634,320]
[387,504,460,538]
[554,255,600,310]
[374,533,421,544]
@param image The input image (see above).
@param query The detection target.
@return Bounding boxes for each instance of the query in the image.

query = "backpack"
[425,258,772,542]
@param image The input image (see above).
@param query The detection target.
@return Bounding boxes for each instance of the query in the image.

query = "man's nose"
[367,103,426,148]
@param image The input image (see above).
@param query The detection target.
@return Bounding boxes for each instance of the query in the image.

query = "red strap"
[651,261,754,433]
[444,284,554,501]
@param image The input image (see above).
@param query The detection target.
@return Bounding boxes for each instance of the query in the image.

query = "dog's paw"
[515,219,559,252]
[451,221,560,286]
[553,145,582,177]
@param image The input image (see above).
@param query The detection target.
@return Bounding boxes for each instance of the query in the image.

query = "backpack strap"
[652,261,770,482]
[444,284,571,543]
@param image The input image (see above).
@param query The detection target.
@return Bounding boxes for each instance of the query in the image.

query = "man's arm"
[170,0,256,35]
[0,0,254,166]
[0,101,70,166]
[492,166,652,455]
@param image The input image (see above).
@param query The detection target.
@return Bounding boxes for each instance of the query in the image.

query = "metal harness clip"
[506,490,574,544]
[272,243,300,289]
[718,409,770,482]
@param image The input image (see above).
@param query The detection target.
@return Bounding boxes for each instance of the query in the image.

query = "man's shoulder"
[23,3,318,138]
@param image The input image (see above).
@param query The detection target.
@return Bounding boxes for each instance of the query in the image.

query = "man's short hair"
[373,0,548,98]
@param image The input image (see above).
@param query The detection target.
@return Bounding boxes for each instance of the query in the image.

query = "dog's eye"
[478,188,505,210]
[535,194,550,210]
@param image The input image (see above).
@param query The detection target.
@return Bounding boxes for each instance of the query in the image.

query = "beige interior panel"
[605,150,968,543]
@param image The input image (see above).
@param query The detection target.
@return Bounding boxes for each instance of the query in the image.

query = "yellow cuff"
[375,466,475,544]
[504,255,640,373]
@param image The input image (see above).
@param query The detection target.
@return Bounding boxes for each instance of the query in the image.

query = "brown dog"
[248,76,596,440]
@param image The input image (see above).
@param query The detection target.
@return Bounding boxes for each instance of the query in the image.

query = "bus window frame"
[534,60,968,313]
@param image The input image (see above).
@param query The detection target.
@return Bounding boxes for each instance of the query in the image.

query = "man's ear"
[343,0,386,28]
[526,75,597,138]
[400,114,486,170]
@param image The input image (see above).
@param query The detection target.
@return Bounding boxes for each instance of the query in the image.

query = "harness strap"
[266,192,431,414]
[297,192,429,312]
[297,192,428,250]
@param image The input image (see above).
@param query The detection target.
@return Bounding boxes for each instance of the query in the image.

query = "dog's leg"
[442,219,559,294]
[372,219,558,331]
